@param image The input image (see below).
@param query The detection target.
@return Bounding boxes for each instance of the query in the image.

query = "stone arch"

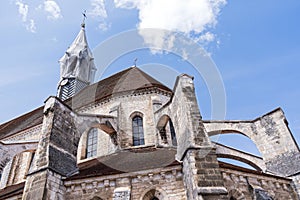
[203,109,300,169]
[217,154,263,171]
[130,111,144,119]
[77,126,117,161]
[156,115,177,146]
[157,115,169,130]
[208,129,246,137]
[213,137,266,171]
[140,187,168,200]
[204,122,266,161]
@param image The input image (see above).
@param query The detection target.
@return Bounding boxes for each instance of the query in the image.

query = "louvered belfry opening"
[58,78,89,101]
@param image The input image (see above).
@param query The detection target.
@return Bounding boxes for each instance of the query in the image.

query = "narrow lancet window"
[169,119,177,146]
[132,116,145,146]
[86,128,98,158]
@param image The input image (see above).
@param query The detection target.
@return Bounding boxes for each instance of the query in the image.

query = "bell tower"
[57,20,97,100]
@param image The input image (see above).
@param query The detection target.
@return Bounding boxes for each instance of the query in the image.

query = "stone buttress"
[155,74,228,200]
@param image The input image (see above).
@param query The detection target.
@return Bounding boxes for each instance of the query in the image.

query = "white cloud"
[98,21,111,31]
[26,19,36,33]
[89,0,107,18]
[44,0,62,20]
[114,0,226,52]
[114,0,140,9]
[15,0,36,33]
[15,0,28,22]
[198,32,215,43]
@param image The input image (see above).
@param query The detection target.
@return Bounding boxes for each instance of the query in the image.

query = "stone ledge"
[198,186,228,195]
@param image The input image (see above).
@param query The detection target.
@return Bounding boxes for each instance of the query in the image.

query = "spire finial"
[134,58,138,67]
[81,10,87,28]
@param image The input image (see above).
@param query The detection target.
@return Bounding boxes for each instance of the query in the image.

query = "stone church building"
[0,23,300,200]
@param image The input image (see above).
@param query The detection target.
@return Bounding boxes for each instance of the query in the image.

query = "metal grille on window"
[86,128,98,158]
[132,116,145,146]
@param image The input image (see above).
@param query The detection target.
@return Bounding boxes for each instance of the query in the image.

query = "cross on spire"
[134,58,138,67]
[81,10,87,28]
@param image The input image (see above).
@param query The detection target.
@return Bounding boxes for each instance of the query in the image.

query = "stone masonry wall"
[22,169,66,200]
[220,166,298,199]
[64,165,186,200]
[80,90,171,149]
[182,149,228,200]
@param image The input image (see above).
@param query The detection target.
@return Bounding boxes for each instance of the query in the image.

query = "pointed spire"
[59,21,96,84]
[57,17,97,100]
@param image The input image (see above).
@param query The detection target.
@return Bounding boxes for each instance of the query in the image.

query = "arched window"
[86,128,98,158]
[132,116,145,146]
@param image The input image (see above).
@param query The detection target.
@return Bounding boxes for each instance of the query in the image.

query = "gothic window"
[169,119,177,146]
[86,128,98,158]
[132,116,145,146]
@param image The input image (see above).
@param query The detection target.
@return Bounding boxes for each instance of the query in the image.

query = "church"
[0,22,300,200]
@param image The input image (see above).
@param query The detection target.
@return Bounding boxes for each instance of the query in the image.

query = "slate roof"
[0,107,44,140]
[66,66,172,110]
[0,67,172,139]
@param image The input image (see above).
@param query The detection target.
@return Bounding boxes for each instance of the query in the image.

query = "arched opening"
[157,115,177,146]
[132,115,145,146]
[142,189,165,200]
[213,133,261,156]
[78,126,118,161]
[213,133,263,170]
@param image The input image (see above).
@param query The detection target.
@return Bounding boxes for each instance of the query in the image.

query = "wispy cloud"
[114,0,226,52]
[88,0,109,30]
[15,0,36,33]
[15,0,28,22]
[26,19,36,33]
[89,0,107,18]
[44,0,62,20]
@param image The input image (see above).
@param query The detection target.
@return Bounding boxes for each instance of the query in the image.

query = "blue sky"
[0,1,299,161]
